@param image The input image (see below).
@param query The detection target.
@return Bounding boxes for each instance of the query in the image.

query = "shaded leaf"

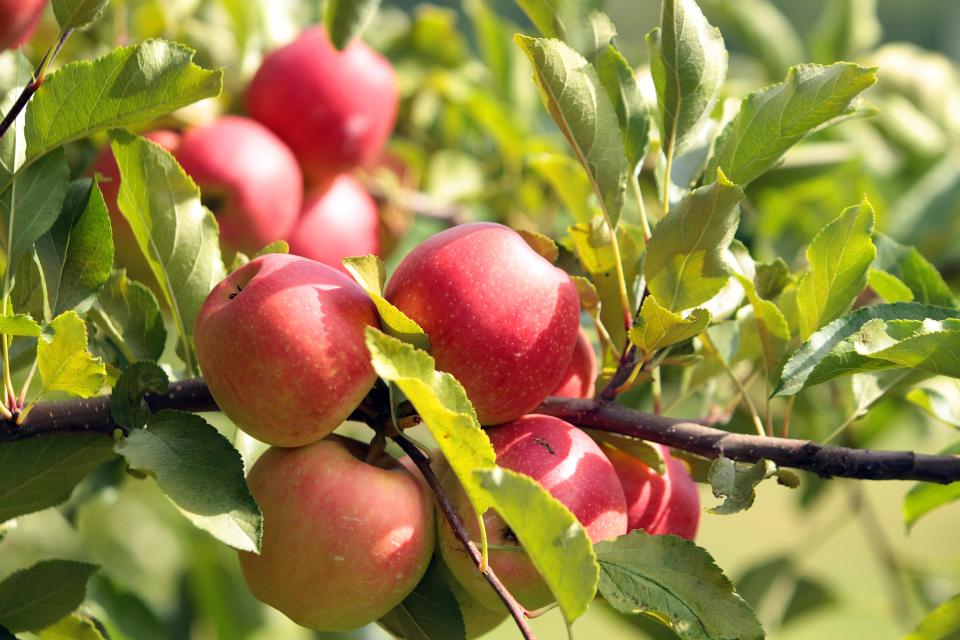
[88,270,166,364]
[734,272,790,384]
[872,233,956,308]
[707,457,773,515]
[378,556,465,640]
[754,258,790,301]
[596,44,650,174]
[325,0,381,49]
[110,361,169,431]
[904,443,960,531]
[0,560,98,633]
[0,150,70,271]
[52,0,109,30]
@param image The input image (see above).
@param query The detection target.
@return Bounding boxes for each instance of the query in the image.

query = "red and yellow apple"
[194,253,379,447]
[0,0,45,51]
[551,328,597,398]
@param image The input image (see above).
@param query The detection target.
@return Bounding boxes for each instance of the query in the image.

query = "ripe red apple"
[0,0,45,51]
[238,435,435,631]
[438,415,628,610]
[385,223,580,425]
[288,174,380,273]
[194,253,380,447]
[551,328,597,398]
[605,444,701,540]
[246,27,398,187]
[174,116,302,254]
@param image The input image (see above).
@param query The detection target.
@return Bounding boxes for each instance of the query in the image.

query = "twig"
[0,29,72,141]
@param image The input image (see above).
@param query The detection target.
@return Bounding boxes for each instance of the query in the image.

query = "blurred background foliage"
[5,0,960,638]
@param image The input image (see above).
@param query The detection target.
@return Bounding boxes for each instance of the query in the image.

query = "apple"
[238,435,435,631]
[246,27,398,187]
[437,415,628,610]
[174,116,303,254]
[287,174,380,273]
[0,0,45,51]
[194,253,380,447]
[605,444,701,540]
[385,223,580,425]
[550,328,597,398]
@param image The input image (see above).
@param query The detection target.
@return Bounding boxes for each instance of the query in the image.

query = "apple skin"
[550,328,597,399]
[238,435,435,631]
[174,116,303,254]
[247,27,398,187]
[385,223,580,425]
[194,253,380,447]
[0,0,45,51]
[438,415,628,610]
[605,444,701,540]
[288,174,380,273]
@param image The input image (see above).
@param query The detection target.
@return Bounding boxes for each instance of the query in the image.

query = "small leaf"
[476,466,598,623]
[325,0,381,49]
[38,311,107,399]
[644,169,744,312]
[0,560,98,633]
[517,229,559,263]
[709,63,877,186]
[905,593,960,640]
[343,255,429,351]
[116,410,262,552]
[596,531,764,640]
[754,258,790,301]
[629,295,710,357]
[0,433,115,523]
[868,268,913,304]
[52,0,109,31]
[707,457,773,515]
[594,434,666,474]
[88,270,165,365]
[0,149,70,270]
[596,44,650,174]
[904,443,960,530]
[0,313,41,337]
[797,198,876,339]
[571,275,600,312]
[253,240,288,257]
[110,361,169,431]
[734,272,790,385]
[872,233,956,308]
[37,613,106,640]
[378,556,465,640]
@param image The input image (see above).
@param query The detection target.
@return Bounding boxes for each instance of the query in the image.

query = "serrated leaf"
[0,433,115,523]
[0,150,70,271]
[35,179,113,317]
[52,0,109,30]
[596,531,764,640]
[37,613,106,640]
[116,410,262,552]
[365,328,495,514]
[110,130,225,374]
[630,295,710,357]
[516,35,627,223]
[528,153,597,223]
[797,199,876,339]
[904,444,960,531]
[596,44,650,174]
[24,40,222,162]
[853,318,960,378]
[775,303,960,396]
[88,270,165,364]
[110,361,169,431]
[644,170,744,312]
[648,0,727,158]
[517,229,558,263]
[709,63,877,186]
[37,311,107,398]
[344,256,429,351]
[707,457,773,515]
[734,272,790,384]
[0,560,98,633]
[476,467,598,622]
[872,234,956,308]
[905,593,960,640]
[325,0,381,49]
[378,556,465,640]
[0,313,40,336]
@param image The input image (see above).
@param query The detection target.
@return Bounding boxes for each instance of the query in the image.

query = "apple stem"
[392,435,537,640]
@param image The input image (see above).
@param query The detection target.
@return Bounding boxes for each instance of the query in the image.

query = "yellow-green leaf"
[38,311,107,398]
[344,256,429,351]
[629,295,710,357]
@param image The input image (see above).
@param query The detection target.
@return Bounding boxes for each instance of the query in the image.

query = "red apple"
[238,435,435,631]
[438,415,628,610]
[288,174,380,273]
[605,444,701,540]
[174,116,302,254]
[0,0,45,51]
[551,328,597,398]
[194,253,380,447]
[385,223,580,425]
[246,27,398,187]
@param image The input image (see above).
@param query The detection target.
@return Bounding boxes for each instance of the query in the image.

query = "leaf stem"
[662,146,675,217]
[701,333,766,436]
[631,174,652,243]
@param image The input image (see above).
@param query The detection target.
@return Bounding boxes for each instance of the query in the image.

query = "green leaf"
[515,0,566,38]
[110,130,225,374]
[707,0,805,81]
[343,255,429,351]
[37,613,106,640]
[734,272,790,385]
[709,63,877,187]
[515,35,627,223]
[596,44,650,174]
[648,0,727,158]
[11,251,51,325]
[872,234,956,308]
[110,361,169,431]
[0,313,40,336]
[52,0,109,31]
[797,199,876,339]
[364,328,495,513]
[904,444,960,531]
[476,466,598,623]
[629,295,710,357]
[907,379,960,428]
[0,433,115,523]
[754,258,790,301]
[775,303,960,396]
[37,311,107,399]
[116,410,262,552]
[707,457,773,515]
[596,531,764,640]
[644,170,744,312]
[35,179,113,317]
[88,270,166,364]
[594,434,666,475]
[868,268,914,304]
[378,556,465,640]
[252,240,288,258]
[528,153,597,224]
[853,318,960,378]
[24,40,222,162]
[905,593,960,640]
[325,0,381,49]
[0,150,70,271]
[0,560,98,633]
